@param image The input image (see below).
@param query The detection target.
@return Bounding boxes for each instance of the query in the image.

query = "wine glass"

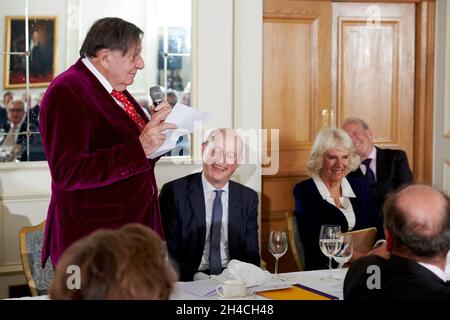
[333,234,353,278]
[269,230,288,279]
[319,224,342,281]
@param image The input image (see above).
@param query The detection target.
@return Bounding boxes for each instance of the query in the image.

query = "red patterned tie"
[111,90,147,132]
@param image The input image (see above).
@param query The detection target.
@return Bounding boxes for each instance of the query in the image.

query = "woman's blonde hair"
[306,128,360,177]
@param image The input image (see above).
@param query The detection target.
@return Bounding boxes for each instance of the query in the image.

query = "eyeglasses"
[8,109,24,113]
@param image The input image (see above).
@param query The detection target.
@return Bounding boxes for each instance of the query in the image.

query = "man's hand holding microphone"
[139,86,177,156]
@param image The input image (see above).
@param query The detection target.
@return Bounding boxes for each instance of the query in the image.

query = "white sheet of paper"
[147,103,212,159]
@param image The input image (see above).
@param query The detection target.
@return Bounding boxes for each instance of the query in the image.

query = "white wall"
[0,162,51,298]
[433,0,450,193]
[0,0,262,298]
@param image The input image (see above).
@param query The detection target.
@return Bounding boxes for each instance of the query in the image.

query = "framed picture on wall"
[3,16,57,88]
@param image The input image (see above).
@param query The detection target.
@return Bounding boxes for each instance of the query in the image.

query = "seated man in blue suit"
[342,117,413,211]
[160,128,260,281]
[344,184,450,300]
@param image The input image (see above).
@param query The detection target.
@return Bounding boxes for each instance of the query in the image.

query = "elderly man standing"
[159,129,260,281]
[344,184,450,300]
[39,17,176,267]
[342,117,413,210]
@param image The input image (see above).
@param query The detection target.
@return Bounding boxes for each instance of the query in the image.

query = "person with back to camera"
[344,184,450,300]
[50,223,178,300]
[39,17,176,267]
[293,128,385,271]
[0,99,35,161]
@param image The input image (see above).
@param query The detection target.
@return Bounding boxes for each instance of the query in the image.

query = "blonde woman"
[293,128,384,270]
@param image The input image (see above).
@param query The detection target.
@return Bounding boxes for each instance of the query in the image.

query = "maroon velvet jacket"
[39,59,164,266]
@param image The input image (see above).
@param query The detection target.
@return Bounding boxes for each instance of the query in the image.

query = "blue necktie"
[209,190,223,275]
[362,158,376,187]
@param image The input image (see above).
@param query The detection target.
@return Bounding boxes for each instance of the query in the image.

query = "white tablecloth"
[171,268,347,300]
[9,269,348,300]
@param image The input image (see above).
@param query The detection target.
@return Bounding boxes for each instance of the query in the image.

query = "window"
[0,0,193,162]
[155,1,192,157]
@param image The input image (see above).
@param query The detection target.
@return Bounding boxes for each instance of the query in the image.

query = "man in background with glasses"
[0,100,26,161]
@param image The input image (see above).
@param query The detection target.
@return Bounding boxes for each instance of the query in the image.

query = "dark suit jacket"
[344,255,450,300]
[0,117,45,161]
[0,107,6,127]
[39,58,163,266]
[159,172,260,281]
[293,177,384,271]
[1,120,28,146]
[348,147,413,210]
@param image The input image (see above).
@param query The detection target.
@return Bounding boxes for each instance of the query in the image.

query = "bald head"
[384,184,450,259]
[397,185,447,237]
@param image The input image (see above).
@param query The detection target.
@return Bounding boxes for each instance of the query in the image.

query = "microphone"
[149,85,164,107]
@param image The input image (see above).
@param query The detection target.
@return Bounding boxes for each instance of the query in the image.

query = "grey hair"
[203,128,244,161]
[204,128,242,146]
[342,117,370,130]
[7,99,26,111]
[307,128,360,177]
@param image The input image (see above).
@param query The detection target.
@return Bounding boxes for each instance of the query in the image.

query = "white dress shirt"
[312,175,356,230]
[198,172,230,271]
[3,123,22,146]
[81,57,122,105]
[359,146,377,179]
[419,262,448,282]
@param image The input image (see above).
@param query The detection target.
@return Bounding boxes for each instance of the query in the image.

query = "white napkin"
[212,259,273,287]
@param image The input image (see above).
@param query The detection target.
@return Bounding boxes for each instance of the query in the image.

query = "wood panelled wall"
[262,0,435,273]
[263,0,332,272]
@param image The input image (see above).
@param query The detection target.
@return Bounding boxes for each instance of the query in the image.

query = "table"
[9,262,450,300]
[8,269,348,300]
[170,268,347,300]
